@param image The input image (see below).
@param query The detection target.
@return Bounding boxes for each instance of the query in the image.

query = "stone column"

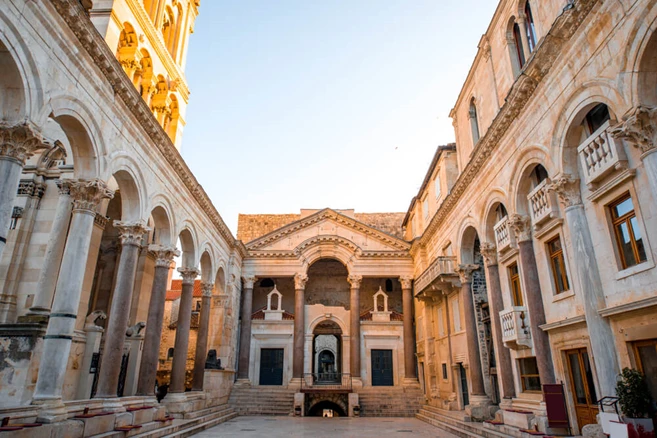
[136,245,179,396]
[0,122,44,257]
[611,105,657,198]
[32,179,113,420]
[347,275,362,378]
[94,221,150,399]
[293,273,308,380]
[192,282,213,391]
[508,214,555,385]
[399,276,417,380]
[27,180,74,318]
[455,264,486,397]
[168,267,199,395]
[237,276,256,381]
[516,15,532,60]
[480,243,515,401]
[548,175,619,398]
[76,311,107,400]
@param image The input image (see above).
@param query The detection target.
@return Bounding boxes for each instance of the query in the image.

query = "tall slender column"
[455,264,486,398]
[480,243,515,401]
[192,282,213,391]
[508,214,555,385]
[237,276,256,380]
[347,275,362,378]
[32,179,113,420]
[516,15,532,61]
[0,122,44,257]
[28,180,74,318]
[136,245,179,396]
[168,267,199,394]
[293,273,308,379]
[399,276,417,380]
[548,175,619,398]
[95,221,150,399]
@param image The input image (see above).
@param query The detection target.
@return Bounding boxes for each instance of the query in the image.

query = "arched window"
[530,164,548,188]
[513,22,526,68]
[167,348,174,360]
[469,98,480,144]
[385,279,393,292]
[582,103,611,137]
[524,1,537,52]
[260,278,275,288]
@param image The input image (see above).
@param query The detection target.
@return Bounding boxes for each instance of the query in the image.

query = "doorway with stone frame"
[312,320,342,384]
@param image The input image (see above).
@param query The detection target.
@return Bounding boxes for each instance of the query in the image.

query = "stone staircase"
[128,404,237,438]
[228,387,295,416]
[356,386,425,417]
[416,405,514,438]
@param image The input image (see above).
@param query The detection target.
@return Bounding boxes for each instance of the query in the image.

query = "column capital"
[55,179,74,195]
[114,220,151,247]
[294,273,309,290]
[347,274,362,289]
[242,276,257,289]
[547,174,582,208]
[178,267,199,284]
[456,264,479,283]
[149,244,180,267]
[69,178,114,213]
[480,242,498,266]
[201,282,214,297]
[610,105,657,154]
[399,276,413,290]
[508,214,532,242]
[0,121,45,165]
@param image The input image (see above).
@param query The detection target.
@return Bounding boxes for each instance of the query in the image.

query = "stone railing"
[500,306,532,350]
[415,256,458,294]
[527,179,559,228]
[494,216,516,253]
[578,120,628,187]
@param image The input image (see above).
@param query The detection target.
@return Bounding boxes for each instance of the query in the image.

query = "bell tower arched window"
[524,1,537,52]
[469,98,480,145]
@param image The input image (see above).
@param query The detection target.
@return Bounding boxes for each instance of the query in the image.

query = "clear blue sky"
[181,1,498,236]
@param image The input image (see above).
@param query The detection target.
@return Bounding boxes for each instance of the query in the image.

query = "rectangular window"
[435,176,441,200]
[509,263,523,306]
[437,307,445,337]
[610,194,647,269]
[423,198,429,219]
[452,298,461,332]
[518,357,541,392]
[547,236,570,294]
[442,363,448,380]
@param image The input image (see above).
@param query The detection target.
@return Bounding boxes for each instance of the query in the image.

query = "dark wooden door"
[566,348,599,430]
[259,348,284,386]
[459,363,469,406]
[371,349,393,386]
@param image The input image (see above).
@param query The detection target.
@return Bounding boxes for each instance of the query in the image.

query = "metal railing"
[301,373,352,392]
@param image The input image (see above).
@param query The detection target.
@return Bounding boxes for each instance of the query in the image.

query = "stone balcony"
[527,179,560,229]
[494,216,516,253]
[500,306,532,350]
[578,120,628,188]
[414,256,459,300]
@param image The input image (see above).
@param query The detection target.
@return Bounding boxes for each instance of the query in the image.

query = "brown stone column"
[95,221,150,398]
[136,245,178,396]
[237,276,256,380]
[480,243,516,400]
[508,214,555,385]
[168,267,199,394]
[348,275,362,378]
[293,273,308,379]
[400,276,417,379]
[192,282,213,391]
[456,264,486,397]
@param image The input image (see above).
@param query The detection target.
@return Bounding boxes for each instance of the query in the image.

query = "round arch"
[507,145,553,216]
[480,189,510,244]
[177,224,198,268]
[459,224,481,265]
[199,247,215,283]
[296,236,359,273]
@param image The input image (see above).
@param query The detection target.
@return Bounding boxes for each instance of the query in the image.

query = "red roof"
[251,306,295,320]
[165,279,203,301]
[360,308,404,321]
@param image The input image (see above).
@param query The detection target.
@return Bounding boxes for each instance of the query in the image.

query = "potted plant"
[616,368,655,438]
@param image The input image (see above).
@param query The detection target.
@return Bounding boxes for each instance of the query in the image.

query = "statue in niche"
[205,349,222,370]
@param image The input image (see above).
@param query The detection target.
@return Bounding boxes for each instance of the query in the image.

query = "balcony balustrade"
[415,256,458,296]
[494,216,516,253]
[578,120,628,188]
[500,306,532,350]
[527,179,559,228]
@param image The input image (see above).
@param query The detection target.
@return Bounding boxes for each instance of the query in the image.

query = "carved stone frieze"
[0,121,45,165]
[69,178,114,213]
[399,276,413,290]
[547,174,582,208]
[148,244,180,267]
[610,105,657,154]
[114,221,151,247]
[507,214,532,242]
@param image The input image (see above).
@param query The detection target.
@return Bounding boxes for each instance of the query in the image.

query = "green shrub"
[616,368,652,419]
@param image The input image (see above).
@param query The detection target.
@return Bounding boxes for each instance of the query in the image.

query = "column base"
[466,395,493,422]
[499,397,514,411]
[161,391,206,416]
[402,377,420,388]
[100,397,127,413]
[16,311,50,324]
[288,377,302,391]
[32,398,67,423]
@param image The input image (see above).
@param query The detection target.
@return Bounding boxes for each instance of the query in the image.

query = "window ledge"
[551,290,575,303]
[615,259,654,280]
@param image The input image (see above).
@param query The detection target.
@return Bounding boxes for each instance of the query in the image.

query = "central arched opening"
[307,400,347,417]
[312,320,342,383]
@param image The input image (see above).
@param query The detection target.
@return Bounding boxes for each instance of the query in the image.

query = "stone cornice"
[245,248,412,260]
[419,0,599,247]
[246,208,411,252]
[50,0,236,248]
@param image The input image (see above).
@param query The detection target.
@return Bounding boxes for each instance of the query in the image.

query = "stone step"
[417,407,513,438]
[130,405,236,438]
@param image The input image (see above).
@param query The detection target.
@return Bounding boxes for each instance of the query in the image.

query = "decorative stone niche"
[371,287,391,322]
[264,285,284,320]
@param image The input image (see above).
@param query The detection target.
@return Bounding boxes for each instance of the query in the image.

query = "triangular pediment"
[246,209,410,256]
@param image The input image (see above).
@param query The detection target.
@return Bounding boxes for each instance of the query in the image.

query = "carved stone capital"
[347,274,363,289]
[0,121,45,165]
[149,244,180,268]
[455,264,479,283]
[94,213,109,229]
[69,179,114,213]
[294,273,309,290]
[201,282,214,298]
[56,179,74,196]
[547,174,582,208]
[399,276,413,290]
[480,242,498,266]
[114,220,150,247]
[508,214,532,242]
[610,105,657,154]
[178,267,200,284]
[242,276,257,289]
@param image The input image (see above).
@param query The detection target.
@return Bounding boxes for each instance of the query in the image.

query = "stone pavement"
[193,415,458,437]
